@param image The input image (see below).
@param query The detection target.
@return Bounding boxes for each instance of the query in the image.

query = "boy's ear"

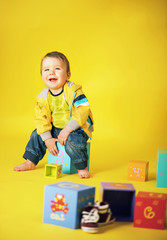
[67,72,71,80]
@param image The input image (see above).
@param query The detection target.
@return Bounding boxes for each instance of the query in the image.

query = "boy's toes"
[78,168,90,179]
[13,160,36,171]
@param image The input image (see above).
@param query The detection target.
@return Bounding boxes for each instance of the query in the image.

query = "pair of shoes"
[81,201,115,233]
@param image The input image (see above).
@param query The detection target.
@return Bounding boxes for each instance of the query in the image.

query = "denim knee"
[23,129,47,165]
[65,130,88,169]
[65,129,88,153]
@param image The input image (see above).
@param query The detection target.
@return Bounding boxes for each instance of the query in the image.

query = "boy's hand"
[45,138,58,156]
[58,126,73,146]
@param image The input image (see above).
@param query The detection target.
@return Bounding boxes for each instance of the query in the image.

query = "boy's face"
[41,57,71,95]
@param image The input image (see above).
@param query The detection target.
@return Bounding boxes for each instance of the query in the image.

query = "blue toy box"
[157,149,167,188]
[48,142,90,174]
[43,181,95,229]
[100,182,136,222]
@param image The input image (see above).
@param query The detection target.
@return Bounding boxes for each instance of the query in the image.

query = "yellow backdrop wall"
[0,0,167,170]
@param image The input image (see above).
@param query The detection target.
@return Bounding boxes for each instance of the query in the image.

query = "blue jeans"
[23,127,89,170]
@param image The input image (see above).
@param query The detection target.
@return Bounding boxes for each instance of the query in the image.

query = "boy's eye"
[44,69,49,71]
[55,68,60,70]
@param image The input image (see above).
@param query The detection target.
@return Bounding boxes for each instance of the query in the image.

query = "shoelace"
[82,208,100,223]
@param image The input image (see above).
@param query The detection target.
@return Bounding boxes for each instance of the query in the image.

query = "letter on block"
[100,182,136,221]
[45,163,62,179]
[48,142,90,174]
[128,160,149,182]
[157,149,167,188]
[134,191,167,230]
[43,181,95,229]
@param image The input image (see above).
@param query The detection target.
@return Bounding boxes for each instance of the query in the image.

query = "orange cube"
[128,160,149,182]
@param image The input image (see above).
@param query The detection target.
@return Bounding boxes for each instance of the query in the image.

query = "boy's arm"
[68,87,91,129]
[45,138,59,156]
[35,100,60,155]
[34,99,52,141]
[67,105,91,129]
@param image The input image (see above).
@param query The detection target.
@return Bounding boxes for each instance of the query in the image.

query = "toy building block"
[48,142,90,174]
[100,182,136,221]
[157,149,167,188]
[134,191,167,230]
[45,163,62,179]
[43,181,95,229]
[128,160,149,182]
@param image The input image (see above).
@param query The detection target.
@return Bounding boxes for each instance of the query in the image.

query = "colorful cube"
[157,149,167,188]
[48,142,90,174]
[134,191,167,230]
[100,182,136,221]
[43,181,95,229]
[128,160,149,182]
[45,163,62,179]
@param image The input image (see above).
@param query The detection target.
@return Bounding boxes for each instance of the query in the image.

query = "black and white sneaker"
[94,201,115,226]
[81,205,99,233]
[81,201,115,233]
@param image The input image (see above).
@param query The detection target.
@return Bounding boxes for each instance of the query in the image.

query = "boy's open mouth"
[49,78,57,82]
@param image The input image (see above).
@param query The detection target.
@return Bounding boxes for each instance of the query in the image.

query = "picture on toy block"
[134,191,167,230]
[51,194,69,214]
[157,149,167,188]
[128,160,149,182]
[58,168,62,176]
[55,149,64,164]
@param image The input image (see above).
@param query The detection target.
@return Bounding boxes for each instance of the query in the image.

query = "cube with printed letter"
[43,181,95,229]
[133,191,167,230]
[128,160,149,182]
[100,182,136,221]
[48,142,90,174]
[157,149,167,188]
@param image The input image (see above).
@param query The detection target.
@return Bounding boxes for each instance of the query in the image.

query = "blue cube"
[100,182,136,222]
[48,142,90,174]
[157,149,167,188]
[43,181,95,229]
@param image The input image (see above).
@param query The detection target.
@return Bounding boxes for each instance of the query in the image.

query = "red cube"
[134,191,167,230]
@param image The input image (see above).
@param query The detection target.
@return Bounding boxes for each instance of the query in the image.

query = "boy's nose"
[50,69,55,74]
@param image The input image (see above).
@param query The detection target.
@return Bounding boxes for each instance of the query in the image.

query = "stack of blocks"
[43,181,95,229]
[42,147,167,230]
[134,191,167,230]
[100,182,136,221]
[48,142,90,174]
[128,160,149,182]
[157,149,167,188]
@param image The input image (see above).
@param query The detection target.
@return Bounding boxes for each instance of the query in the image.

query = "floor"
[0,135,167,240]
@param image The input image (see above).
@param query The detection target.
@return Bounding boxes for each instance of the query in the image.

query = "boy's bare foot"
[78,168,90,179]
[13,160,36,171]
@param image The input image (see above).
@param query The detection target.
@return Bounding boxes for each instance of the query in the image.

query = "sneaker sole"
[98,217,116,227]
[81,226,98,233]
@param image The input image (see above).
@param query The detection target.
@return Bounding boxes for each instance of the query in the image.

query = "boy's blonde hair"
[41,51,70,74]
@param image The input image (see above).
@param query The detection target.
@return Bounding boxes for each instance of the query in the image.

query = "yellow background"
[0,0,167,240]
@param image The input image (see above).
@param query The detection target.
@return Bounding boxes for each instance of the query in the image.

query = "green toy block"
[157,149,167,188]
[45,163,62,179]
